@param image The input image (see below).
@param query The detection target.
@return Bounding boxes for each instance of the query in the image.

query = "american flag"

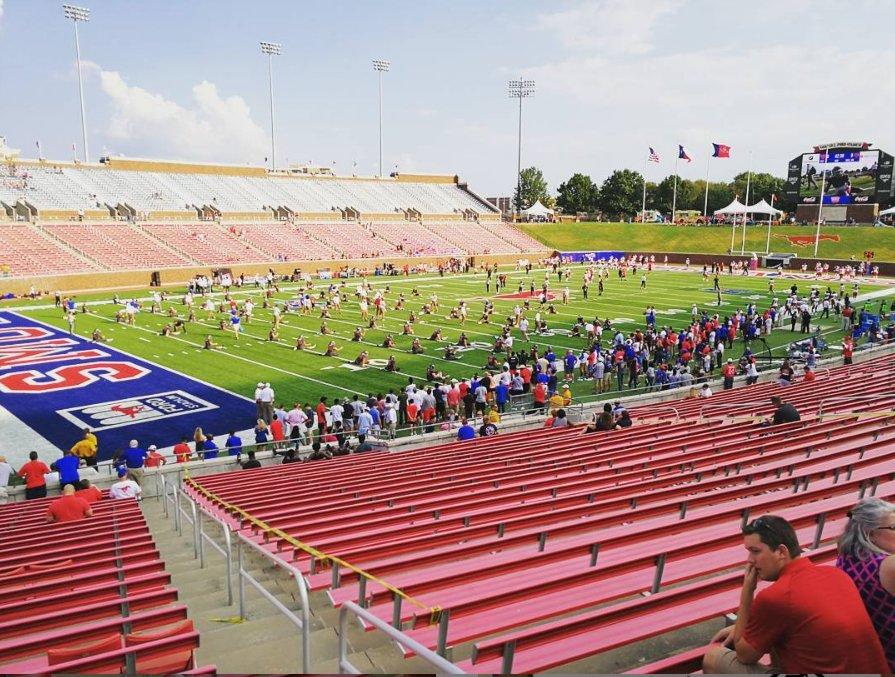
[648,147,660,163]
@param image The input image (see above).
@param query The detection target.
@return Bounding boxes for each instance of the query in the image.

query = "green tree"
[597,169,644,219]
[731,172,786,205]
[654,176,699,214]
[692,180,735,216]
[556,173,599,214]
[513,166,549,211]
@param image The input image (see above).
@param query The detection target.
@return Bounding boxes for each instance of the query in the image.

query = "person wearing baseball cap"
[115,440,147,487]
[144,444,166,468]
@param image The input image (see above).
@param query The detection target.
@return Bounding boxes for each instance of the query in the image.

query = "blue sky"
[2,0,895,196]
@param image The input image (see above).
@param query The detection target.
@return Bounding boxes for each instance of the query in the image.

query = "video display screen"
[799,150,879,204]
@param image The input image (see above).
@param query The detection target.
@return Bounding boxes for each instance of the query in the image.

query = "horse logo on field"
[56,390,217,431]
[776,234,841,248]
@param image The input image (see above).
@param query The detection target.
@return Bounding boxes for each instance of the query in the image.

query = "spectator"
[46,484,92,522]
[478,418,498,437]
[777,359,795,386]
[551,409,570,428]
[203,435,219,459]
[703,514,888,674]
[281,447,299,464]
[254,419,270,450]
[585,404,616,432]
[836,497,895,672]
[117,439,147,486]
[357,406,374,437]
[270,415,286,449]
[803,365,816,383]
[18,451,50,500]
[225,430,243,457]
[457,418,476,441]
[70,428,98,467]
[240,451,261,470]
[0,455,12,488]
[698,384,713,398]
[51,449,80,490]
[769,396,800,425]
[193,427,206,456]
[744,360,759,385]
[617,410,633,428]
[721,359,736,390]
[109,467,142,500]
[174,436,191,463]
[355,435,374,453]
[76,478,103,504]
[144,445,166,468]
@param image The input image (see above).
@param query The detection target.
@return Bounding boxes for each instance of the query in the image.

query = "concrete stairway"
[141,497,437,673]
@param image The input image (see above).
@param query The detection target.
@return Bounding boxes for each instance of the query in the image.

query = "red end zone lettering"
[0,361,150,393]
[0,338,109,369]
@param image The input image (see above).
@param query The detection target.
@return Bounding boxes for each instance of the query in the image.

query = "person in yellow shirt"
[561,385,573,406]
[70,428,98,467]
[548,392,565,412]
[487,407,501,424]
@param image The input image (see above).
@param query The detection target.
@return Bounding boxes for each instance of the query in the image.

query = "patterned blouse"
[837,552,895,671]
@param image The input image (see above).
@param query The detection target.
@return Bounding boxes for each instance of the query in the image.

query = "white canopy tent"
[522,200,554,219]
[880,205,895,216]
[746,198,782,215]
[713,198,748,215]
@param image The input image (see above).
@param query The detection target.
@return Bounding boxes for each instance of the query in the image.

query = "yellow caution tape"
[184,475,442,625]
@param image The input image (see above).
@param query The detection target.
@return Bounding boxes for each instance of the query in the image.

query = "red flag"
[712,143,730,158]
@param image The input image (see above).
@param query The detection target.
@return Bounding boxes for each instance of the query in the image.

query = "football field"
[16,265,889,412]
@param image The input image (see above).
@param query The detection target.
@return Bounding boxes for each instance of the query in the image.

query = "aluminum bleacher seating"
[43,223,192,269]
[0,493,207,675]
[0,224,95,276]
[185,351,895,673]
[142,223,265,265]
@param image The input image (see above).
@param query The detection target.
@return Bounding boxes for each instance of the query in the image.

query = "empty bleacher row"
[0,494,213,675]
[0,219,544,277]
[185,352,895,673]
[1,164,498,218]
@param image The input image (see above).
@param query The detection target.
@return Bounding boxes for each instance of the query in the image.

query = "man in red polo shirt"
[46,484,93,523]
[703,514,887,674]
[18,451,50,500]
[842,336,854,365]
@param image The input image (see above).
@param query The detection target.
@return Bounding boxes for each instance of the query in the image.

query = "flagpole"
[765,194,775,256]
[814,170,826,257]
[741,150,753,255]
[671,152,679,224]
[641,153,648,224]
[702,150,710,220]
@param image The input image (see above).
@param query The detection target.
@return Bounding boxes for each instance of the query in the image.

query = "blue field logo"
[57,390,217,431]
[0,311,252,458]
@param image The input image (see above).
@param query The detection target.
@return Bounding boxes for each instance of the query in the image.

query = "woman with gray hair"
[836,497,895,671]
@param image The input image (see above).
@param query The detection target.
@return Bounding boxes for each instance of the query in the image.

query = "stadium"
[3,2,895,676]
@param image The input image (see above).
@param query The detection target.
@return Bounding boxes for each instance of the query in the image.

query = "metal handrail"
[236,533,311,672]
[338,601,464,674]
[699,401,770,423]
[195,504,234,607]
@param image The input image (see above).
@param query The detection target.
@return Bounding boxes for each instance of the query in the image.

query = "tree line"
[514,167,788,220]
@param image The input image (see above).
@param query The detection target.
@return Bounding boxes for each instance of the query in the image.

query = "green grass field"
[517,222,895,262]
[15,266,888,409]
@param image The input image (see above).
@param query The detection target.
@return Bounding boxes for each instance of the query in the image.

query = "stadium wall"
[0,251,552,295]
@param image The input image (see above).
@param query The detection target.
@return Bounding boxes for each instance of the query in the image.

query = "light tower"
[508,78,535,216]
[63,4,91,163]
[260,41,282,170]
[372,59,390,177]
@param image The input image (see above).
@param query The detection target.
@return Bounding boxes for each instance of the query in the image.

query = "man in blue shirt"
[457,418,476,441]
[120,439,147,487]
[225,431,242,457]
[52,450,80,490]
[203,435,219,460]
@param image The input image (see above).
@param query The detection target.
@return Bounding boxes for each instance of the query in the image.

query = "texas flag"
[712,143,731,158]
[678,145,692,162]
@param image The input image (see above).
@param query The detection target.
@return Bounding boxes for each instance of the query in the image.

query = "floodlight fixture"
[372,59,391,176]
[260,42,282,169]
[508,78,535,215]
[63,4,91,162]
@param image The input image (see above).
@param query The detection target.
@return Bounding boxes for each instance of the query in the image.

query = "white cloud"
[98,70,268,163]
[537,0,681,54]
